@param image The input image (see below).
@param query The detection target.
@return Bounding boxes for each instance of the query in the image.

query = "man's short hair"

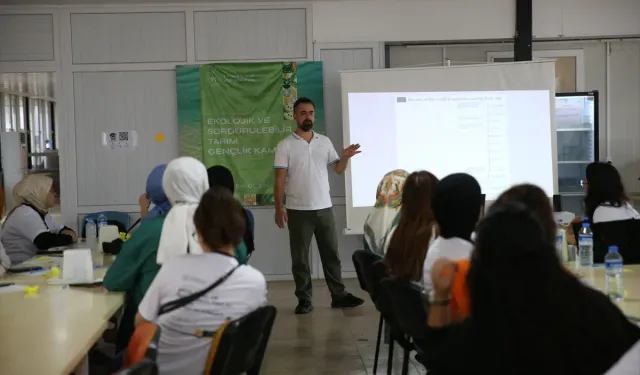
[294,97,315,112]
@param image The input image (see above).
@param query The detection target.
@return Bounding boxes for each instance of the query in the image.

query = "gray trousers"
[287,207,346,300]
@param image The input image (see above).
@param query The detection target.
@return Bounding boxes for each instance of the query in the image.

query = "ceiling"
[0,0,321,4]
[0,72,56,100]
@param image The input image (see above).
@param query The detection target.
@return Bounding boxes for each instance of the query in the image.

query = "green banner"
[176,62,324,206]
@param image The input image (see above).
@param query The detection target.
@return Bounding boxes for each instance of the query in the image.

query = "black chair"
[573,219,640,264]
[371,260,415,375]
[206,305,277,375]
[352,250,385,374]
[380,278,430,369]
[116,359,158,375]
[592,219,640,264]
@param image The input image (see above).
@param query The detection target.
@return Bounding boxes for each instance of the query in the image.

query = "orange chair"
[123,322,161,368]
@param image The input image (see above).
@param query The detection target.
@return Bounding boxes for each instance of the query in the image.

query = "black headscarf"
[432,173,483,240]
[206,166,255,255]
[207,166,235,194]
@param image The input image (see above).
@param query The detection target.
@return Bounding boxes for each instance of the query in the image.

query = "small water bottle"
[578,223,594,267]
[86,219,97,249]
[605,245,624,301]
[97,213,108,228]
[555,220,565,261]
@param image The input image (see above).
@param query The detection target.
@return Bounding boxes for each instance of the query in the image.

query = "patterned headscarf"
[363,170,409,255]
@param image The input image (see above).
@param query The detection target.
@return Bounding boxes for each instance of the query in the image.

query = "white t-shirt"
[422,237,474,294]
[274,132,339,210]
[1,205,65,264]
[138,252,267,375]
[593,202,640,223]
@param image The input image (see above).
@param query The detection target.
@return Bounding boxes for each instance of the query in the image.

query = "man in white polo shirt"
[274,97,365,314]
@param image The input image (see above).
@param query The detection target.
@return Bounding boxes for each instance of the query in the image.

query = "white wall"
[313,0,640,43]
[1,0,640,280]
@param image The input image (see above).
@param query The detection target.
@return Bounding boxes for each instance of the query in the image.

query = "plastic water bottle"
[86,219,97,249]
[97,213,108,229]
[605,246,624,301]
[578,223,594,267]
[555,220,565,261]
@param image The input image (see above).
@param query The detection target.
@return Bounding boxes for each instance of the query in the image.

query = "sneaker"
[331,293,365,308]
[295,299,314,314]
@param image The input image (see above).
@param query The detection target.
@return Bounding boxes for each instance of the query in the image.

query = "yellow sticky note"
[43,266,60,279]
[24,285,39,295]
[624,268,633,273]
[154,133,165,143]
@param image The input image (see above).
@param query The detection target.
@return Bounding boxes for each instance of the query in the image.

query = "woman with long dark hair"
[425,202,640,375]
[383,170,439,282]
[583,162,639,222]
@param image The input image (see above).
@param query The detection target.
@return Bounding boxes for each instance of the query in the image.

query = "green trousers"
[287,207,346,300]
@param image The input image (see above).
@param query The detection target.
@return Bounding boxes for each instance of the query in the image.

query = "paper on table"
[0,284,28,294]
[62,248,93,283]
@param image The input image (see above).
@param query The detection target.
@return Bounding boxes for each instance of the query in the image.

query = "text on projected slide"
[347,90,553,208]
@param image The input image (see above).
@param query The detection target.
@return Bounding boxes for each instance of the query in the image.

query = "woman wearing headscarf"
[1,174,76,264]
[424,203,640,375]
[104,163,176,351]
[207,165,254,264]
[156,157,209,264]
[140,164,172,221]
[363,169,409,256]
[422,173,482,294]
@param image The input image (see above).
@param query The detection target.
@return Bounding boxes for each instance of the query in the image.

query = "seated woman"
[363,169,409,256]
[136,186,267,375]
[104,164,175,351]
[1,175,76,264]
[568,162,640,245]
[425,203,640,375]
[449,184,558,320]
[422,173,483,293]
[585,162,640,223]
[207,165,254,264]
[383,170,438,281]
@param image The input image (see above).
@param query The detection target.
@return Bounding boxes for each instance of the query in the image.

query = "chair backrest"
[352,249,383,298]
[370,259,395,317]
[380,278,429,340]
[123,322,161,368]
[116,359,158,375]
[207,305,277,375]
[81,211,131,238]
[592,219,640,264]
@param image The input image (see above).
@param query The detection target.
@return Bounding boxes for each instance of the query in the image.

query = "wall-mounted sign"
[102,130,138,152]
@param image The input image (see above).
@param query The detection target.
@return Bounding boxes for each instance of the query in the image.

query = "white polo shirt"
[274,132,340,211]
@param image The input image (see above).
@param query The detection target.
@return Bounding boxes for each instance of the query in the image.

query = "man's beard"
[300,120,314,132]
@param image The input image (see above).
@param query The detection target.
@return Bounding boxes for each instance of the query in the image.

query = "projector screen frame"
[340,61,558,235]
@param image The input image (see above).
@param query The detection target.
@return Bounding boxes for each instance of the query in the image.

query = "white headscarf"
[156,157,209,264]
[13,174,53,213]
[363,169,409,255]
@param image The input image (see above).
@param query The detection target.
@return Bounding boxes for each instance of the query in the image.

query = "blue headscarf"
[145,164,171,220]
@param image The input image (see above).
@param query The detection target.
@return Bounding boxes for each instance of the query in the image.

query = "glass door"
[556,93,598,214]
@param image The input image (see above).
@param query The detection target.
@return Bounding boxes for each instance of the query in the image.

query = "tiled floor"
[261,279,427,375]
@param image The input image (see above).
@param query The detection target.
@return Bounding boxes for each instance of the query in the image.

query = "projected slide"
[348,90,554,207]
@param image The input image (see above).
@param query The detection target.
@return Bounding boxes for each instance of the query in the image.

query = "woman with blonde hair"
[363,169,409,256]
[1,174,76,264]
